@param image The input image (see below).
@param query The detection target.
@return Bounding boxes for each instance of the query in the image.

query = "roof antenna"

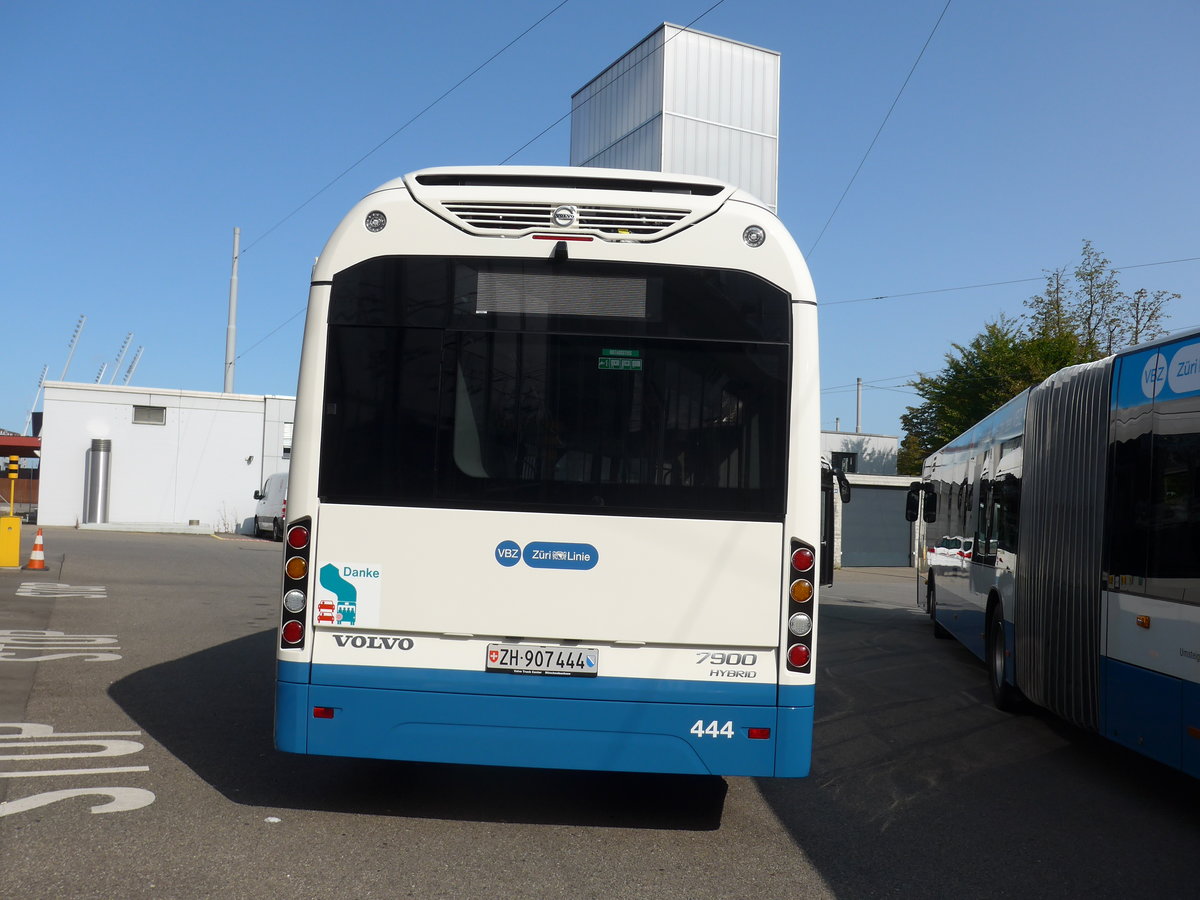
[552,240,568,262]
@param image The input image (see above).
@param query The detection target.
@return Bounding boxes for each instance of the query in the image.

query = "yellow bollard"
[0,516,19,568]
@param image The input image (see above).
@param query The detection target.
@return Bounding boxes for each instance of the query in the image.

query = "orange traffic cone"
[24,528,47,571]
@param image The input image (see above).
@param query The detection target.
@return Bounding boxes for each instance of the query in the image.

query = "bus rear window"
[319,258,791,520]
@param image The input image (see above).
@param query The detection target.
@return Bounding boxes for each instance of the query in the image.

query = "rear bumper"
[275,665,813,777]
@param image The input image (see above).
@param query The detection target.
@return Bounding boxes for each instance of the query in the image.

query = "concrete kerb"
[833,566,918,584]
[78,522,214,535]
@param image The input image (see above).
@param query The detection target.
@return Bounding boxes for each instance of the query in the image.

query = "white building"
[571,23,780,211]
[820,431,900,476]
[38,382,293,533]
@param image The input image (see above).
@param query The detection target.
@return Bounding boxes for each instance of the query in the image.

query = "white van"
[253,472,288,541]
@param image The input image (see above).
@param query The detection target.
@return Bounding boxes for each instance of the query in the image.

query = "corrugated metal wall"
[570,30,665,169]
[580,117,663,172]
[662,27,779,209]
[571,24,779,211]
[663,28,779,135]
[1015,358,1112,730]
[663,117,777,209]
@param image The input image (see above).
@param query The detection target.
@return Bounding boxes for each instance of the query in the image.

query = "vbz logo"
[495,540,522,567]
[1141,352,1167,399]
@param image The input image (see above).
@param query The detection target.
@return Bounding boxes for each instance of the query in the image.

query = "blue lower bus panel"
[275,664,813,777]
[1102,657,1181,770]
[1182,679,1200,780]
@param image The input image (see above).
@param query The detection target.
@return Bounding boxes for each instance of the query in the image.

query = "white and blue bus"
[909,327,1200,776]
[273,167,828,777]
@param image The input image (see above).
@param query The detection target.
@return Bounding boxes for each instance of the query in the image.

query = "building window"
[831,451,857,474]
[132,405,166,425]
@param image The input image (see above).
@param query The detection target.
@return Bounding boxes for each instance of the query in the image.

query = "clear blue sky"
[5,0,1198,440]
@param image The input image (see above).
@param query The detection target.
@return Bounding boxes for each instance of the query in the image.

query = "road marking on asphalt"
[0,788,156,816]
[0,767,150,779]
[0,629,122,662]
[0,723,156,817]
[0,738,146,761]
[15,583,108,599]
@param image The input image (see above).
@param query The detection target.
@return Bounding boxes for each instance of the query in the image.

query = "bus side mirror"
[906,482,938,522]
[905,483,921,522]
[922,484,938,523]
[837,469,851,504]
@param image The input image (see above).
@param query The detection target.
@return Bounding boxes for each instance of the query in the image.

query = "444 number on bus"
[690,720,735,739]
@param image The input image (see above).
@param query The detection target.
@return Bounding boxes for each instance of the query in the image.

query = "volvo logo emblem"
[552,205,578,228]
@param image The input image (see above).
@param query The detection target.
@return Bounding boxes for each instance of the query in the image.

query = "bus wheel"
[929,579,951,639]
[988,603,1017,711]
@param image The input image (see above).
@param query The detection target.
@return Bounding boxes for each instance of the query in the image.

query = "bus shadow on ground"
[107,629,726,830]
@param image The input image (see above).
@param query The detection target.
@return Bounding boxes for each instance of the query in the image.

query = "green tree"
[900,317,1087,461]
[899,240,1179,468]
[896,431,926,477]
[1070,239,1123,354]
[1024,266,1072,340]
[1125,287,1178,346]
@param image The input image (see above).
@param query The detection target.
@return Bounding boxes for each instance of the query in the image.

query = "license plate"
[485,643,599,677]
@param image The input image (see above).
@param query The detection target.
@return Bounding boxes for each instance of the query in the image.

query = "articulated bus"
[908,326,1200,776]
[274,167,828,777]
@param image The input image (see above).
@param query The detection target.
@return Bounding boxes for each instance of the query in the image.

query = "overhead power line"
[806,0,954,258]
[235,306,308,363]
[822,374,919,393]
[822,255,1200,307]
[499,0,731,164]
[240,0,574,256]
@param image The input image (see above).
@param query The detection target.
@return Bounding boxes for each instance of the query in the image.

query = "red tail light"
[287,525,309,549]
[787,644,811,667]
[791,547,815,572]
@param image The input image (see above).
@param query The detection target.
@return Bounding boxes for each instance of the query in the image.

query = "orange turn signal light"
[285,556,308,580]
[789,579,814,603]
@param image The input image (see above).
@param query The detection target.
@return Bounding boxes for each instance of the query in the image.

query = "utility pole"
[224,227,240,393]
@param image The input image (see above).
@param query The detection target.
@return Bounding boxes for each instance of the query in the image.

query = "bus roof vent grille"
[402,168,734,242]
[440,201,692,239]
